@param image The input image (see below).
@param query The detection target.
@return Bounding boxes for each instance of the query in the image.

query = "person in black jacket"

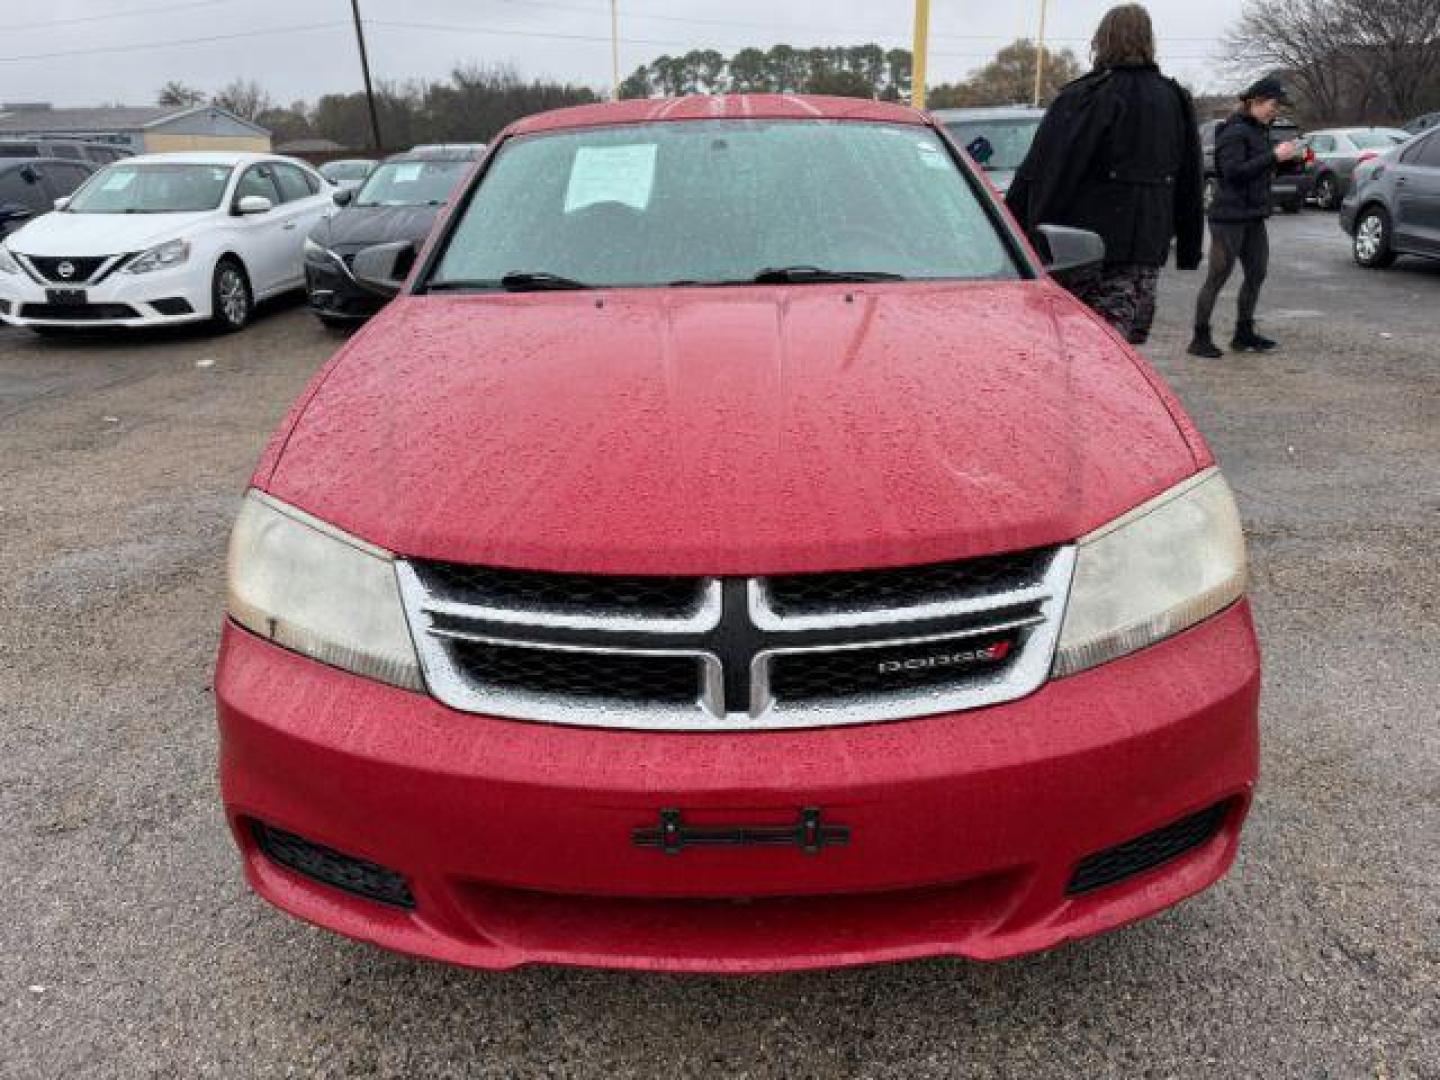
[1188,77,1299,357]
[1007,3,1203,346]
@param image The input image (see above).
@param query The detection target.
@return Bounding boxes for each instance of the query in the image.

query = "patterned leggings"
[1065,263,1162,341]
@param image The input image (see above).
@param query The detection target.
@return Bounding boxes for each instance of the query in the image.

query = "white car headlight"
[0,244,19,275]
[1053,468,1247,678]
[227,490,423,690]
[126,238,190,274]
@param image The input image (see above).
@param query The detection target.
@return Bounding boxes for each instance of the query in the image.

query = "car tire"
[210,257,253,333]
[316,312,358,331]
[1315,174,1340,211]
[1353,206,1397,268]
[1280,198,1302,214]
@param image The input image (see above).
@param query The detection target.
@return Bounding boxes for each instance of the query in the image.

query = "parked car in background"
[1342,126,1440,268]
[303,144,482,326]
[220,95,1260,974]
[1201,118,1313,213]
[932,106,1044,195]
[0,152,331,334]
[0,138,130,165]
[317,158,377,192]
[1403,111,1440,135]
[1305,127,1411,209]
[0,158,96,237]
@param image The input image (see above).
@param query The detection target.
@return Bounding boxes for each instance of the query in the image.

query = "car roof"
[384,146,485,163]
[508,94,927,137]
[1311,126,1409,137]
[322,158,376,166]
[930,106,1046,122]
[114,151,310,168]
[0,156,96,169]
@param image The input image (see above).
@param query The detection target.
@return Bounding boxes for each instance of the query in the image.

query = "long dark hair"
[1091,4,1157,69]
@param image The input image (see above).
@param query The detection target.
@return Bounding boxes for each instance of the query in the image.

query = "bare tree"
[157,81,206,107]
[1224,0,1440,122]
[210,79,275,122]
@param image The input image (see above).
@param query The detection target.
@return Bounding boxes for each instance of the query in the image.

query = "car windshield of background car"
[944,119,1041,172]
[354,161,469,207]
[66,163,233,213]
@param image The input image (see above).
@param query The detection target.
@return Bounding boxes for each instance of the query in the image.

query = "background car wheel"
[1353,207,1396,268]
[317,313,357,331]
[1315,174,1340,211]
[1280,199,1302,214]
[210,258,253,333]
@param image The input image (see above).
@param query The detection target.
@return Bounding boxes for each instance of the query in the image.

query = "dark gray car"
[1340,128,1440,268]
[0,157,97,238]
[931,106,1044,196]
[1306,127,1409,210]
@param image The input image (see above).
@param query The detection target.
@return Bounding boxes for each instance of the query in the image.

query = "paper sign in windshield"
[392,164,424,183]
[564,144,657,213]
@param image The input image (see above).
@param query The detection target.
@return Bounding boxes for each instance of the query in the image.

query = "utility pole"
[912,0,930,110]
[349,0,383,150]
[611,0,621,100]
[1032,0,1049,107]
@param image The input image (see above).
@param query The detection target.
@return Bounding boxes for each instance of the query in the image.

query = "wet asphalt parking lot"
[1,210,1437,1078]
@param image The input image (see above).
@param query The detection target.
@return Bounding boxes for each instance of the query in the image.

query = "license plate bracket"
[45,288,88,306]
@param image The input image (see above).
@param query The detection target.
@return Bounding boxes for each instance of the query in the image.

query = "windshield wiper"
[751,266,907,284]
[426,272,593,294]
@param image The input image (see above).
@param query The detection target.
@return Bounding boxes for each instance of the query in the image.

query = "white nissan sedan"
[0,152,332,334]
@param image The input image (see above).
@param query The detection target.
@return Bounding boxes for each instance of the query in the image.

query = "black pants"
[1193,220,1269,331]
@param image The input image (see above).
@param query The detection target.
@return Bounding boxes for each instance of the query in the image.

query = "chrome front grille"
[396,547,1076,731]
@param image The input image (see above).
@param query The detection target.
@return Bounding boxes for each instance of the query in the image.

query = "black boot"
[1231,322,1277,351]
[1187,326,1223,358]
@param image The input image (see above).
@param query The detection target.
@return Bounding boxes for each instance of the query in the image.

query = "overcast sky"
[4,0,1249,109]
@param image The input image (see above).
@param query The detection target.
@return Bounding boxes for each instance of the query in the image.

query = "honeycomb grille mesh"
[1067,802,1231,895]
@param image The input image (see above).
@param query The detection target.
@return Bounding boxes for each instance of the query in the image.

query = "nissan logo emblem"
[56,261,76,279]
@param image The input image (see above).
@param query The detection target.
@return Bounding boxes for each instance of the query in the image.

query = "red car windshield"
[428,119,1019,289]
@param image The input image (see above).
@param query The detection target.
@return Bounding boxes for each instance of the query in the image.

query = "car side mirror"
[1035,224,1106,276]
[966,135,995,166]
[236,195,273,216]
[332,188,354,207]
[352,240,416,298]
[53,196,70,211]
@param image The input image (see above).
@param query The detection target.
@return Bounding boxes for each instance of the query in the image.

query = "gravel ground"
[1,213,1436,1079]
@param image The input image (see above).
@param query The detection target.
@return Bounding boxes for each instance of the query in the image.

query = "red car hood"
[262,282,1204,575]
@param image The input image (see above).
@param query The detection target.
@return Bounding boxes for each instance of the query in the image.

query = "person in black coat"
[1187,77,1300,357]
[1006,3,1203,346]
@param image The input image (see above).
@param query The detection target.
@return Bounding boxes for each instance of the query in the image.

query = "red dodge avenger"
[217,95,1259,973]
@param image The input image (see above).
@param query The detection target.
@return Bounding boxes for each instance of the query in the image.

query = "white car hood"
[5,211,213,256]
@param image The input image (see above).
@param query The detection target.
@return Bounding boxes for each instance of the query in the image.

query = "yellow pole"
[611,0,621,100]
[912,0,930,110]
[1033,0,1049,106]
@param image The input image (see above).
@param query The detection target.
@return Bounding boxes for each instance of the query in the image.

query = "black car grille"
[446,637,700,705]
[1067,802,1232,895]
[770,631,1020,702]
[20,302,138,321]
[25,254,115,283]
[252,822,415,908]
[766,549,1053,616]
[424,562,704,620]
[399,547,1072,731]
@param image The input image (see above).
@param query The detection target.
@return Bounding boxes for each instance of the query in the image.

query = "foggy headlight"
[227,490,423,690]
[1053,469,1247,678]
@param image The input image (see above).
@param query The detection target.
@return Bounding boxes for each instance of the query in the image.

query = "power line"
[0,22,348,64]
[367,18,1217,62]
[8,0,236,34]
[472,0,1222,47]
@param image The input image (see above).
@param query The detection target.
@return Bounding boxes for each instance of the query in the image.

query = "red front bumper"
[216,602,1260,973]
